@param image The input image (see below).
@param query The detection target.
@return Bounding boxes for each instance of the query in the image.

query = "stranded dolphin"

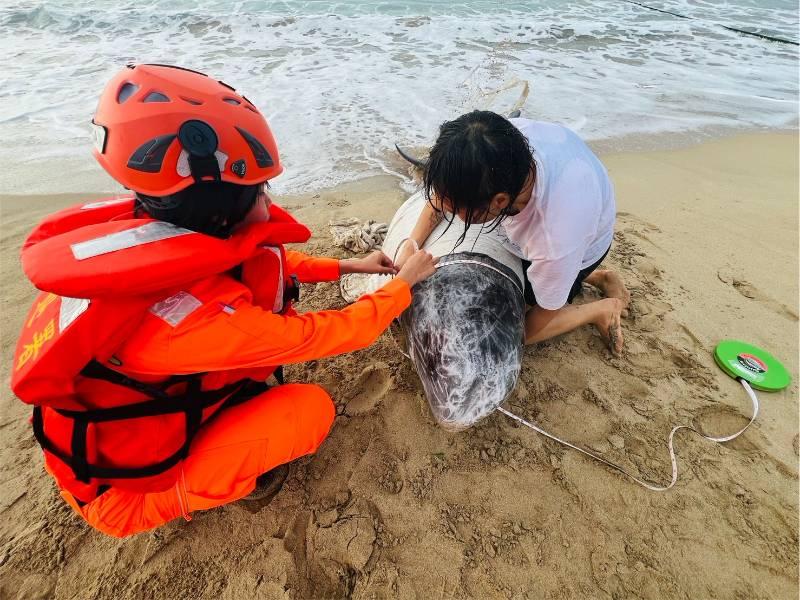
[358,191,526,431]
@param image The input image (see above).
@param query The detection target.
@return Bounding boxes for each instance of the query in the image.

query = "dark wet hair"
[135,181,261,238]
[423,110,534,243]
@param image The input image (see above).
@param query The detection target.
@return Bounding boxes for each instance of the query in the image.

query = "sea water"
[0,0,797,195]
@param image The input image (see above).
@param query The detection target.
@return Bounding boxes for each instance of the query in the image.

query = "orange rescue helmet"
[92,64,283,197]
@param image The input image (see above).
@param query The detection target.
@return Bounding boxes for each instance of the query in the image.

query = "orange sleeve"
[285,250,340,283]
[155,278,411,373]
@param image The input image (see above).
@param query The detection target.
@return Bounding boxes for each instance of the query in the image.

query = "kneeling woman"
[397,110,630,355]
[12,64,435,537]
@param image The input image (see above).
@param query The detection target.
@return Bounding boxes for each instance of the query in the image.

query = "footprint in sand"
[617,212,662,233]
[616,213,664,250]
[677,323,705,351]
[304,498,381,594]
[625,228,665,251]
[631,297,672,332]
[327,197,350,208]
[345,363,392,416]
[691,405,758,452]
[632,257,662,282]
[717,268,798,321]
[556,363,589,394]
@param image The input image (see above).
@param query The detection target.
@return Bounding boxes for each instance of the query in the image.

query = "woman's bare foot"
[592,298,624,356]
[585,269,631,317]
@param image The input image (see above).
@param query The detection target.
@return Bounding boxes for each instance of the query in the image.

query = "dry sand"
[0,132,797,599]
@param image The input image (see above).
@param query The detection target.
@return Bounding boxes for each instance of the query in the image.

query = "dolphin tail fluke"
[395,144,427,168]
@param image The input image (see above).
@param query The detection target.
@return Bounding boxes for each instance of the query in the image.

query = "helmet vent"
[127,134,177,173]
[223,97,241,105]
[143,91,170,103]
[117,83,139,104]
[180,96,203,105]
[241,96,259,113]
[235,127,274,168]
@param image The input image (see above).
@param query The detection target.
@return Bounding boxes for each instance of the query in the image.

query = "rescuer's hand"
[396,250,438,288]
[340,251,398,275]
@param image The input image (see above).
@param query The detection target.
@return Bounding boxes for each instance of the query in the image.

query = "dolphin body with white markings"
[379,187,526,431]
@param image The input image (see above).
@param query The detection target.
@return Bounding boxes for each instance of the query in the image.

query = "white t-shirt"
[500,119,616,310]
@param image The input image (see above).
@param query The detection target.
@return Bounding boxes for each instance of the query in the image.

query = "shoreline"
[2,123,797,198]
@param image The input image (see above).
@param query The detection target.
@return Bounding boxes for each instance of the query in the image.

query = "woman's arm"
[410,201,444,246]
[396,201,443,267]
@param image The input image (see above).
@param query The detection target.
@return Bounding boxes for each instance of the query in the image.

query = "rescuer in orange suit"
[11,64,436,538]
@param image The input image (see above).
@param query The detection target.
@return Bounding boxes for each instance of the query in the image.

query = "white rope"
[330,218,388,253]
[498,378,759,492]
[477,78,530,113]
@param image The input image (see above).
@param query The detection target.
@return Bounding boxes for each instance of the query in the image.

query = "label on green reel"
[714,340,791,392]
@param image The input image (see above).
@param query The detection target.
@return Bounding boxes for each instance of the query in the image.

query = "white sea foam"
[0,0,796,195]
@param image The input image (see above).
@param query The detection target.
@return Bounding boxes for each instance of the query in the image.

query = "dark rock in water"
[400,252,525,431]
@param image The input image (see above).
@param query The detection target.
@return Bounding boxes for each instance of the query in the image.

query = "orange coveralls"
[57,251,411,537]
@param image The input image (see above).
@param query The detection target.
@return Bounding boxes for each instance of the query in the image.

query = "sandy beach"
[1,131,797,599]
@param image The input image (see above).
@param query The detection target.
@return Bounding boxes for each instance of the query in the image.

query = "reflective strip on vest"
[59,297,90,332]
[150,292,203,327]
[70,222,194,261]
[80,198,131,210]
[265,246,284,313]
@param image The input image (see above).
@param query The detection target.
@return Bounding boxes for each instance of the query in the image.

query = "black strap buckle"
[188,153,221,183]
[285,274,301,304]
[71,415,91,483]
[178,119,221,183]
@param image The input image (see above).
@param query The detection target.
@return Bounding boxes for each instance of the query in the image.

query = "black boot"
[240,464,289,503]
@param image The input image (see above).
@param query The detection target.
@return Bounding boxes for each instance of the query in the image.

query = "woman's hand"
[339,251,398,275]
[393,238,418,270]
[396,201,443,268]
[396,249,438,287]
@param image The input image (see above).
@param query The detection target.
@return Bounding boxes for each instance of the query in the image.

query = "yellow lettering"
[16,318,56,371]
[26,293,57,328]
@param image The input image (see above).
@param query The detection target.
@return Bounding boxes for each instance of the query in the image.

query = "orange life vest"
[11,196,311,503]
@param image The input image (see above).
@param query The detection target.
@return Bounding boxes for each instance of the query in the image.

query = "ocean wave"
[0,0,797,194]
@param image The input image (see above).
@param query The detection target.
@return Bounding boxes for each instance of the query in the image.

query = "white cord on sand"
[498,378,759,492]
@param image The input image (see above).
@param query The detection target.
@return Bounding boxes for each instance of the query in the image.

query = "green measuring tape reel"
[714,340,791,392]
